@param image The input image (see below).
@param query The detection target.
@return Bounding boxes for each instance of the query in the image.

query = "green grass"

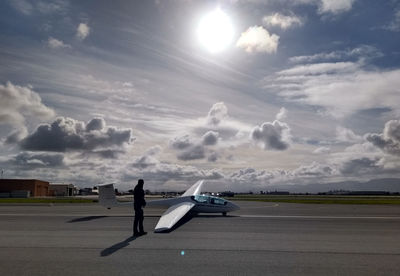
[0,198,98,204]
[230,195,400,205]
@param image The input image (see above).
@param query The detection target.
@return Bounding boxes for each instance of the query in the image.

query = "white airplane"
[98,180,240,232]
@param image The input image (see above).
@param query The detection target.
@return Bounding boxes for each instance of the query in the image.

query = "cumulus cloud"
[262,13,303,29]
[336,126,362,143]
[131,146,162,169]
[47,37,71,49]
[76,23,90,40]
[125,148,224,185]
[20,117,133,152]
[207,102,228,125]
[0,82,55,142]
[176,145,205,161]
[251,120,291,150]
[318,0,356,14]
[275,107,288,121]
[236,26,279,54]
[202,131,219,146]
[170,135,193,150]
[366,120,400,155]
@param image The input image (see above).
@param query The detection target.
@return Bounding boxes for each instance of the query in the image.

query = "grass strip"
[230,195,400,205]
[0,198,97,204]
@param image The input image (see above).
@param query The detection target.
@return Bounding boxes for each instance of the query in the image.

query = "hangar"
[0,179,49,197]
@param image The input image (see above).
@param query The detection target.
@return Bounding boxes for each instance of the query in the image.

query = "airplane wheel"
[222,212,227,216]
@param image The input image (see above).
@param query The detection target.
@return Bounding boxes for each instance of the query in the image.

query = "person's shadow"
[100,236,138,257]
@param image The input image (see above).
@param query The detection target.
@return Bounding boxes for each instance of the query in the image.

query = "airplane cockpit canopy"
[191,195,227,205]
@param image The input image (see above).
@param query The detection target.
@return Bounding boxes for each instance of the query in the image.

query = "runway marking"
[240,215,400,220]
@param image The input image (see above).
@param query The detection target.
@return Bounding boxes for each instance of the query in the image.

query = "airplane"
[98,180,240,232]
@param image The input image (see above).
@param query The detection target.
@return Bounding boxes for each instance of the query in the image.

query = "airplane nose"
[229,202,240,211]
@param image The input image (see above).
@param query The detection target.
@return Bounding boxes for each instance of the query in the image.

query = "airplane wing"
[154,201,196,232]
[181,180,204,197]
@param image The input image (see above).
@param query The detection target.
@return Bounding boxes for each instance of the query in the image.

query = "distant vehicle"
[98,180,240,232]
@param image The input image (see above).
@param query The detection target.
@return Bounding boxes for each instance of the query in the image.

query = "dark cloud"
[339,157,381,175]
[251,120,291,150]
[1,152,65,169]
[207,151,219,162]
[131,146,162,169]
[86,117,105,131]
[20,117,133,152]
[177,145,205,161]
[202,131,219,145]
[89,149,125,159]
[169,135,193,150]
[366,120,400,155]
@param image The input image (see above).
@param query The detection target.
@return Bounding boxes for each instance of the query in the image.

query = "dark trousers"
[133,209,144,234]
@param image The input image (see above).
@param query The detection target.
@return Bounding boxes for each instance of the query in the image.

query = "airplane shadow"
[100,236,138,257]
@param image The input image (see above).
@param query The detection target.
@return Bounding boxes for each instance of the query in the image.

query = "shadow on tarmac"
[100,236,138,257]
[67,216,108,223]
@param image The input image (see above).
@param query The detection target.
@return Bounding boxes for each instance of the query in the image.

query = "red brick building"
[0,179,49,197]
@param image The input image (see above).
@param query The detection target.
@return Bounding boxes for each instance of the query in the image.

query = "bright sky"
[0,0,400,192]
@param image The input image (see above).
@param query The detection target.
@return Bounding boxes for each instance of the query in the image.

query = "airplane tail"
[98,183,119,209]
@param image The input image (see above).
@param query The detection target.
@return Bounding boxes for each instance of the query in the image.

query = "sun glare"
[197,8,234,53]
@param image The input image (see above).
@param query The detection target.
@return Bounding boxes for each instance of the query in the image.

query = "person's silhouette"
[133,179,147,236]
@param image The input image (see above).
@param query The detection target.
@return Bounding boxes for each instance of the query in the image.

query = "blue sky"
[1,0,400,192]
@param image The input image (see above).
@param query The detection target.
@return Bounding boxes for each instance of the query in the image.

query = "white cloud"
[384,10,400,32]
[236,26,279,54]
[366,120,400,155]
[207,102,228,125]
[251,120,292,150]
[47,37,71,49]
[76,23,90,40]
[275,107,288,121]
[262,13,303,29]
[313,146,331,154]
[266,61,400,118]
[318,0,356,14]
[10,0,68,15]
[0,81,55,129]
[336,126,362,143]
[289,45,383,64]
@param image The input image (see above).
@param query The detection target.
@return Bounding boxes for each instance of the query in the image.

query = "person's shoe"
[133,232,140,236]
[139,231,147,236]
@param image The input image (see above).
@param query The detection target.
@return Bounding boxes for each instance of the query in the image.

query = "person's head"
[137,179,144,189]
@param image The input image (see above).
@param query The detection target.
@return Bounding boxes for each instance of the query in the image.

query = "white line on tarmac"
[239,215,400,220]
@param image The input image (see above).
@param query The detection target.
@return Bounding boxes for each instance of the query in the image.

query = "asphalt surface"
[0,201,400,275]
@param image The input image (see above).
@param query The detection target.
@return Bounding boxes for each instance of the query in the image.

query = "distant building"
[49,183,78,197]
[0,179,49,197]
[267,191,290,195]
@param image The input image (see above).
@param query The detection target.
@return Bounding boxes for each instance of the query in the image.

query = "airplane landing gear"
[222,212,227,216]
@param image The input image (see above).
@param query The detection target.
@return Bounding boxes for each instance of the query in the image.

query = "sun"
[197,8,234,53]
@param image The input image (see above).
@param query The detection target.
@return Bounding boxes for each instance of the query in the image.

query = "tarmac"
[1,201,400,275]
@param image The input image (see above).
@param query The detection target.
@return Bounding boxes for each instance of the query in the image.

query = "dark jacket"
[133,187,146,210]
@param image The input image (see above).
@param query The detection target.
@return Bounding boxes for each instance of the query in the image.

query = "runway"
[1,201,400,275]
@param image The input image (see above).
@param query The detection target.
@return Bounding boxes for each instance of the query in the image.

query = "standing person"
[133,179,147,236]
